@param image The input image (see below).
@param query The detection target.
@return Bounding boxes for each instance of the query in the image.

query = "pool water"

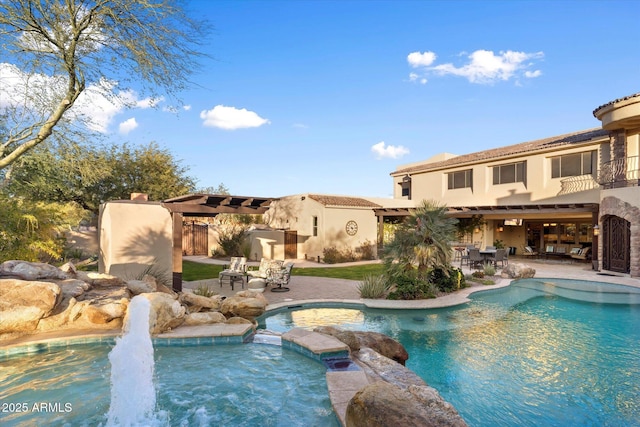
[261,279,640,427]
[0,343,339,426]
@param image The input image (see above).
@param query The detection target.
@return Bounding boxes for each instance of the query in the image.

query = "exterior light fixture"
[593,224,600,236]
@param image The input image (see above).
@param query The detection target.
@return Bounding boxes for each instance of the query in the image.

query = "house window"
[448,169,473,190]
[312,216,318,237]
[399,175,411,199]
[551,150,596,178]
[493,161,526,185]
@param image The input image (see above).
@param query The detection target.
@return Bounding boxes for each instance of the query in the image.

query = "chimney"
[130,193,149,201]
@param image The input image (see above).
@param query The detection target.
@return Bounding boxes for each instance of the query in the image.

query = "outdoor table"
[479,250,497,265]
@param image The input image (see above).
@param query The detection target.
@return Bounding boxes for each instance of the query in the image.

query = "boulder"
[183,311,226,326]
[220,295,267,321]
[501,263,536,279]
[53,279,90,299]
[353,330,408,365]
[126,279,157,295]
[179,292,223,311]
[0,279,62,334]
[76,271,126,287]
[0,261,68,281]
[314,326,361,352]
[346,381,467,427]
[139,292,185,334]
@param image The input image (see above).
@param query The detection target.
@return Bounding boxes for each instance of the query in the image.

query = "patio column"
[172,212,183,292]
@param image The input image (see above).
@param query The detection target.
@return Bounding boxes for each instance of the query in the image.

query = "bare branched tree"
[0,0,209,170]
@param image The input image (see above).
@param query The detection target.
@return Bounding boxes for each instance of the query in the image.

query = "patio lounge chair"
[570,247,591,263]
[522,246,538,257]
[219,257,247,290]
[267,262,294,292]
[247,258,283,280]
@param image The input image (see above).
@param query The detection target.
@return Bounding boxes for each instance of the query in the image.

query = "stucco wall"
[99,201,172,283]
[393,141,605,207]
[266,196,378,261]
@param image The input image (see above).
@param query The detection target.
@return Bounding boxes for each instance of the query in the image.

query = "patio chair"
[247,258,283,280]
[468,248,484,270]
[267,262,294,292]
[219,257,247,290]
[494,248,508,268]
[460,245,476,267]
[522,246,538,257]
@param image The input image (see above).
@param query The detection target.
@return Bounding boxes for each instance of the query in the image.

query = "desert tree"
[0,0,209,170]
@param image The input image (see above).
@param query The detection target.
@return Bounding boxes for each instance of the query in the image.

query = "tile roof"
[593,92,640,117]
[308,194,382,208]
[391,128,609,176]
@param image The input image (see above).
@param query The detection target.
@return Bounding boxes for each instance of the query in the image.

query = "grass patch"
[182,259,384,282]
[289,263,385,281]
[182,260,224,281]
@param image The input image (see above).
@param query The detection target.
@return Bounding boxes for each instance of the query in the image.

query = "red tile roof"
[593,92,640,117]
[391,128,608,176]
[308,194,382,208]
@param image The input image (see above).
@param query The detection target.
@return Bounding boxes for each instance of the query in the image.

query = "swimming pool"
[0,342,339,426]
[259,279,640,426]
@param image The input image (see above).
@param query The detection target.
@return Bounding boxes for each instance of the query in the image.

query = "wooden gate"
[284,230,297,259]
[183,222,209,256]
[602,216,630,274]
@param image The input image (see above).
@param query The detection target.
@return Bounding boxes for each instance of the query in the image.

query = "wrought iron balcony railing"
[558,174,600,195]
[598,156,640,188]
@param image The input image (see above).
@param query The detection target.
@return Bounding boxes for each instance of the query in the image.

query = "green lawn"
[182,259,384,282]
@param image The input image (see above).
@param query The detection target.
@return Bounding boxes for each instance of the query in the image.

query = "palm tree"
[384,200,458,271]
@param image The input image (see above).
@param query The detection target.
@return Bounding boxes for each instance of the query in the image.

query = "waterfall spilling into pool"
[106,296,157,426]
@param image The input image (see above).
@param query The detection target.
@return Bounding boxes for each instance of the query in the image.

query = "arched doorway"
[602,215,631,274]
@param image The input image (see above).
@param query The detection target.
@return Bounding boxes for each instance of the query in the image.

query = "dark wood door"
[284,230,297,259]
[602,216,630,274]
[183,223,208,256]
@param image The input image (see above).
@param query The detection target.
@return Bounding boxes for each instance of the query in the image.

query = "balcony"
[598,156,640,189]
[558,174,600,195]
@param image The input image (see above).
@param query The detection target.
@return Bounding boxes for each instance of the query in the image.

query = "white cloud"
[371,141,409,159]
[407,49,544,85]
[200,105,270,130]
[183,105,192,111]
[292,123,308,129]
[524,70,542,78]
[118,117,138,134]
[407,51,437,67]
[0,63,159,133]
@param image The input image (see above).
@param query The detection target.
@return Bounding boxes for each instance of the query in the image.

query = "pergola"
[161,194,273,291]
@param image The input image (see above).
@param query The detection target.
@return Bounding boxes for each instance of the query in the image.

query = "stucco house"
[99,93,640,287]
[390,93,640,277]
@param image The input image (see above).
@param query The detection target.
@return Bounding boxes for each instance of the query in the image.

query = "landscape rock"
[314,326,361,352]
[220,295,267,320]
[76,271,126,287]
[53,279,90,299]
[126,279,157,295]
[0,261,69,281]
[183,311,227,326]
[225,316,253,325]
[180,292,224,311]
[501,263,536,279]
[0,279,61,334]
[139,292,186,334]
[346,381,467,427]
[353,330,409,365]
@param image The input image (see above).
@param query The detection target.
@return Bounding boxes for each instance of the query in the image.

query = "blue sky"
[6,0,640,199]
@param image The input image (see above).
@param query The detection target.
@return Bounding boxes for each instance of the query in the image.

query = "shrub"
[471,271,485,278]
[387,272,436,300]
[357,274,389,298]
[482,262,496,276]
[428,266,466,293]
[356,240,376,261]
[216,225,247,256]
[193,284,217,297]
[322,246,357,264]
